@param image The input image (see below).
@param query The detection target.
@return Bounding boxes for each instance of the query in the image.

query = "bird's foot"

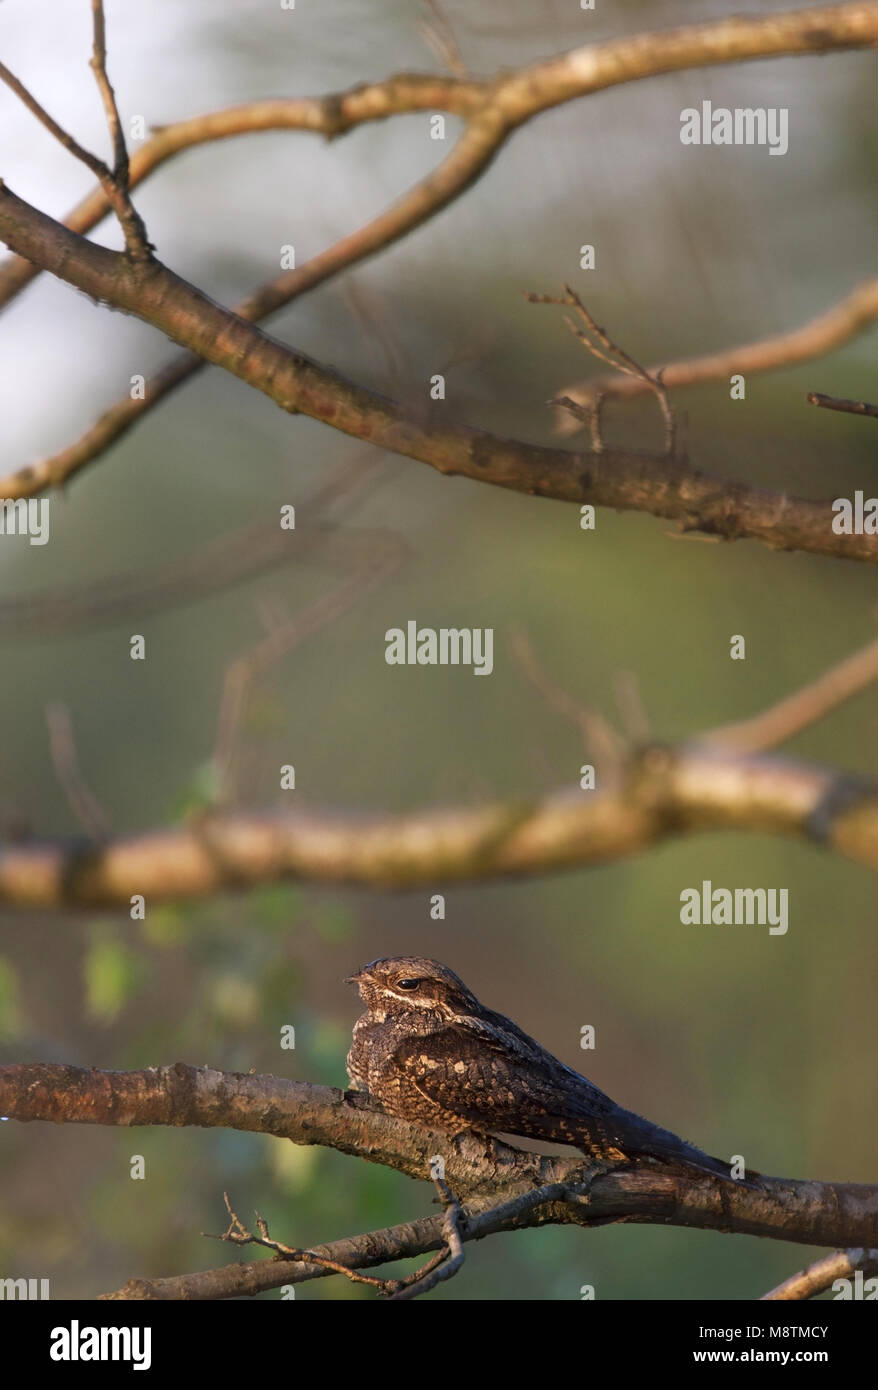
[343,1086,376,1111]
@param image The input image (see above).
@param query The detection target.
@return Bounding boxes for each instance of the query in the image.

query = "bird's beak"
[344,971,364,986]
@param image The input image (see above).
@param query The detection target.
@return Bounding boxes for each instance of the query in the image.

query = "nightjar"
[346,955,745,1183]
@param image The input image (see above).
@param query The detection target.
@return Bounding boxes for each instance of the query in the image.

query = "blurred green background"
[1,0,876,1299]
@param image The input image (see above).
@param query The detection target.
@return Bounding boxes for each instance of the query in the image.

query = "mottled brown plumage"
[346,956,738,1182]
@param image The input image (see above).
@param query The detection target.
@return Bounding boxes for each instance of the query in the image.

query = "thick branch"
[2,1061,876,1286]
[0,113,504,498]
[0,182,874,565]
[2,3,875,307]
[0,7,876,561]
[0,744,876,908]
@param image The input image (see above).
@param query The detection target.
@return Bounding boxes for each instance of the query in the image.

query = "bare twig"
[89,0,128,184]
[1,5,877,567]
[0,116,502,498]
[527,286,676,453]
[761,1247,878,1300]
[213,1178,466,1300]
[0,61,111,187]
[211,1193,392,1290]
[0,32,151,260]
[702,630,878,753]
[554,280,878,429]
[806,391,878,420]
[87,0,151,258]
[45,702,110,839]
[213,551,400,802]
[0,453,402,637]
[389,1175,467,1299]
[510,629,627,769]
[613,670,652,745]
[420,0,469,78]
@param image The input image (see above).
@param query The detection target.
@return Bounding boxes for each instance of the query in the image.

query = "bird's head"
[345,956,480,1020]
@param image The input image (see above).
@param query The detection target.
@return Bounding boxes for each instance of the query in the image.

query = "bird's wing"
[389,1021,737,1180]
[389,1021,626,1153]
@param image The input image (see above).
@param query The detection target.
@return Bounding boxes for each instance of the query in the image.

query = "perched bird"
[346,955,745,1184]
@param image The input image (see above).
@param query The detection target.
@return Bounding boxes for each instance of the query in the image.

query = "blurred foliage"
[0,957,23,1042]
[84,927,147,1026]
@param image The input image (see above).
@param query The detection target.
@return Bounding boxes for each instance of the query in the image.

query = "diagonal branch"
[0,4,876,565]
[762,1247,878,1300]
[3,2,875,309]
[761,1251,878,1301]
[0,114,505,499]
[702,631,878,753]
[0,22,151,260]
[0,180,876,566]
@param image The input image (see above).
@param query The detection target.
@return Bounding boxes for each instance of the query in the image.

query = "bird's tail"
[601,1107,762,1190]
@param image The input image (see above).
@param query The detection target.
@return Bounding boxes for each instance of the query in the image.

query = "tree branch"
[554,280,878,424]
[0,742,876,908]
[0,6,876,563]
[1,179,875,565]
[2,626,877,907]
[1,1060,876,1301]
[762,1247,878,1300]
[0,16,151,260]
[3,2,875,306]
[807,390,878,420]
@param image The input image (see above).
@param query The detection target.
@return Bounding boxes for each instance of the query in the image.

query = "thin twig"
[45,702,110,839]
[526,286,676,454]
[420,0,469,78]
[613,670,652,745]
[389,1176,466,1300]
[212,538,402,801]
[0,48,151,262]
[761,1247,878,1300]
[702,629,878,753]
[87,0,151,257]
[0,61,108,184]
[89,0,128,183]
[212,1193,392,1290]
[806,391,878,420]
[553,280,878,430]
[510,628,626,769]
[214,1184,466,1299]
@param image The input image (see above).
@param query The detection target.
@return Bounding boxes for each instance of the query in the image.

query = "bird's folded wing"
[389,1022,619,1147]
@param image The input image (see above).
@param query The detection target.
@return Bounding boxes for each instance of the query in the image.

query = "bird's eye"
[397,978,422,990]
